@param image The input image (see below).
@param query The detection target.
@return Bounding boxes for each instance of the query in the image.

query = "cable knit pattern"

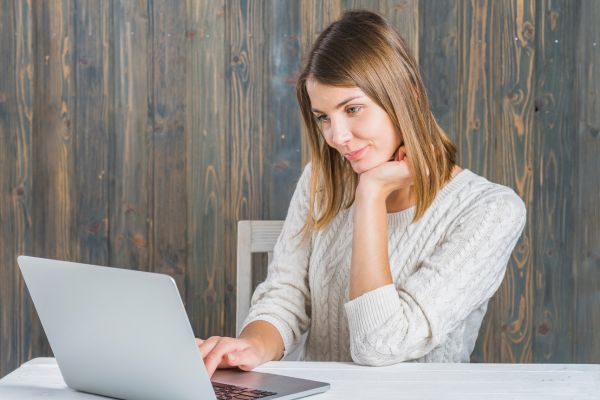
[242,163,527,365]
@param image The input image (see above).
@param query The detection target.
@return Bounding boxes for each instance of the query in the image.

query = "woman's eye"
[316,114,329,123]
[346,105,361,114]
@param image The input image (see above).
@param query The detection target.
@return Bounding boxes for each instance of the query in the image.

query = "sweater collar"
[386,168,475,227]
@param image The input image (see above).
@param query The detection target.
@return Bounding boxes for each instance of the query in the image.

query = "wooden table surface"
[0,357,598,399]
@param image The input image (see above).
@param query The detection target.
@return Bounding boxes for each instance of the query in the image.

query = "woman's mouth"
[344,146,369,161]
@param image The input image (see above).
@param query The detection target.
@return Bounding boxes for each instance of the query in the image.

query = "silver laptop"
[17,256,329,400]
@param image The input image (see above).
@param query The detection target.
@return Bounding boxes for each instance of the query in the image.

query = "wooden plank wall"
[0,0,598,377]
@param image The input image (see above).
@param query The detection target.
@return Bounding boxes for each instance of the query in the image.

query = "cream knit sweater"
[242,163,526,365]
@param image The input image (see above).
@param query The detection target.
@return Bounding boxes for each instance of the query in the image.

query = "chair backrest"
[236,220,285,336]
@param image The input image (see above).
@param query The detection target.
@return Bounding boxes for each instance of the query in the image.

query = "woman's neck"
[385,165,463,213]
[386,186,416,213]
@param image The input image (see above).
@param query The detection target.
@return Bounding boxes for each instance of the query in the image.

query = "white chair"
[236,220,306,361]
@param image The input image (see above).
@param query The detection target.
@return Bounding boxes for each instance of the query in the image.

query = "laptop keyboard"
[212,381,277,399]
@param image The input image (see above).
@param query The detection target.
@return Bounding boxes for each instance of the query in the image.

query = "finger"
[195,338,204,346]
[204,353,226,378]
[203,339,249,378]
[225,347,262,372]
[396,146,407,162]
[203,338,229,378]
[198,336,218,357]
[198,336,221,358]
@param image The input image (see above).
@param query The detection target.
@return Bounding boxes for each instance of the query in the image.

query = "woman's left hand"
[355,145,413,201]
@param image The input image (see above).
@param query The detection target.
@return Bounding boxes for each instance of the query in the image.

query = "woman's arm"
[345,189,526,366]
[239,320,285,362]
[198,320,283,377]
[349,146,411,300]
[349,188,393,300]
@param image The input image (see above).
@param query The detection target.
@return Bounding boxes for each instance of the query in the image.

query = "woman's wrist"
[242,335,270,362]
[355,180,388,205]
[239,321,284,362]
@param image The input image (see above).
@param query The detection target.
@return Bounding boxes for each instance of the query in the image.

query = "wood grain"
[379,0,419,62]
[573,0,600,363]
[489,0,535,363]
[532,0,578,363]
[73,0,110,266]
[419,0,458,143]
[110,0,150,271]
[148,1,187,294]
[456,0,535,363]
[185,0,227,338]
[0,0,33,378]
[457,0,492,176]
[30,0,77,362]
[264,0,303,221]
[457,1,497,361]
[226,0,267,336]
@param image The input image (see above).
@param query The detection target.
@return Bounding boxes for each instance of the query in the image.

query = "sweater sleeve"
[240,163,313,357]
[344,188,527,366]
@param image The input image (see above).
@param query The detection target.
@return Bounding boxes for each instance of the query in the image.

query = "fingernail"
[228,353,235,361]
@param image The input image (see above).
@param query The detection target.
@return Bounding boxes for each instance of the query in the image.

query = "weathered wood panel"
[419,0,459,142]
[457,0,493,175]
[457,0,498,361]
[264,0,303,221]
[110,0,150,271]
[148,1,187,295]
[73,0,111,266]
[379,0,419,62]
[30,0,78,362]
[185,0,228,338]
[456,0,535,363]
[573,0,600,364]
[0,0,33,379]
[489,0,535,364]
[226,0,268,336]
[532,0,578,363]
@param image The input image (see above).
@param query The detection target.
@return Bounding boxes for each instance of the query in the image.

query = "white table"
[0,358,598,399]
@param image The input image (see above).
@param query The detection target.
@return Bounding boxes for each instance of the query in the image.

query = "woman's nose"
[330,121,352,147]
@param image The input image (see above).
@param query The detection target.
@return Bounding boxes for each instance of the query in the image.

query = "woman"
[198,10,526,377]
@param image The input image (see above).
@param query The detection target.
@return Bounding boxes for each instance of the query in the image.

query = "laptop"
[17,255,329,400]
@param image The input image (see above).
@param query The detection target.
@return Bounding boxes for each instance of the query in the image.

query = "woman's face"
[306,79,401,174]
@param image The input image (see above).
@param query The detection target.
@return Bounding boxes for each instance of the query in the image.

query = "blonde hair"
[296,10,457,239]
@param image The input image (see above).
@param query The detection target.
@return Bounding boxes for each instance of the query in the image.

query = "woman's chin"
[350,158,387,174]
[350,165,364,174]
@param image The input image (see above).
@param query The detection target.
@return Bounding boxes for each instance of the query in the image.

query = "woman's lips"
[344,146,369,161]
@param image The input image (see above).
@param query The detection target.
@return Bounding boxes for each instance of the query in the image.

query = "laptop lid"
[17,256,329,400]
[18,255,216,400]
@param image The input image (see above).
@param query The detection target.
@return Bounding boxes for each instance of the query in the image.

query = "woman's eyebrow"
[311,96,365,113]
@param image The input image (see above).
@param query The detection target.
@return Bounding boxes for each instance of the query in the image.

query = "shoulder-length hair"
[296,10,457,239]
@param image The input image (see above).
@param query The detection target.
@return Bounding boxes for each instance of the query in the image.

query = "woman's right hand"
[196,336,266,378]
